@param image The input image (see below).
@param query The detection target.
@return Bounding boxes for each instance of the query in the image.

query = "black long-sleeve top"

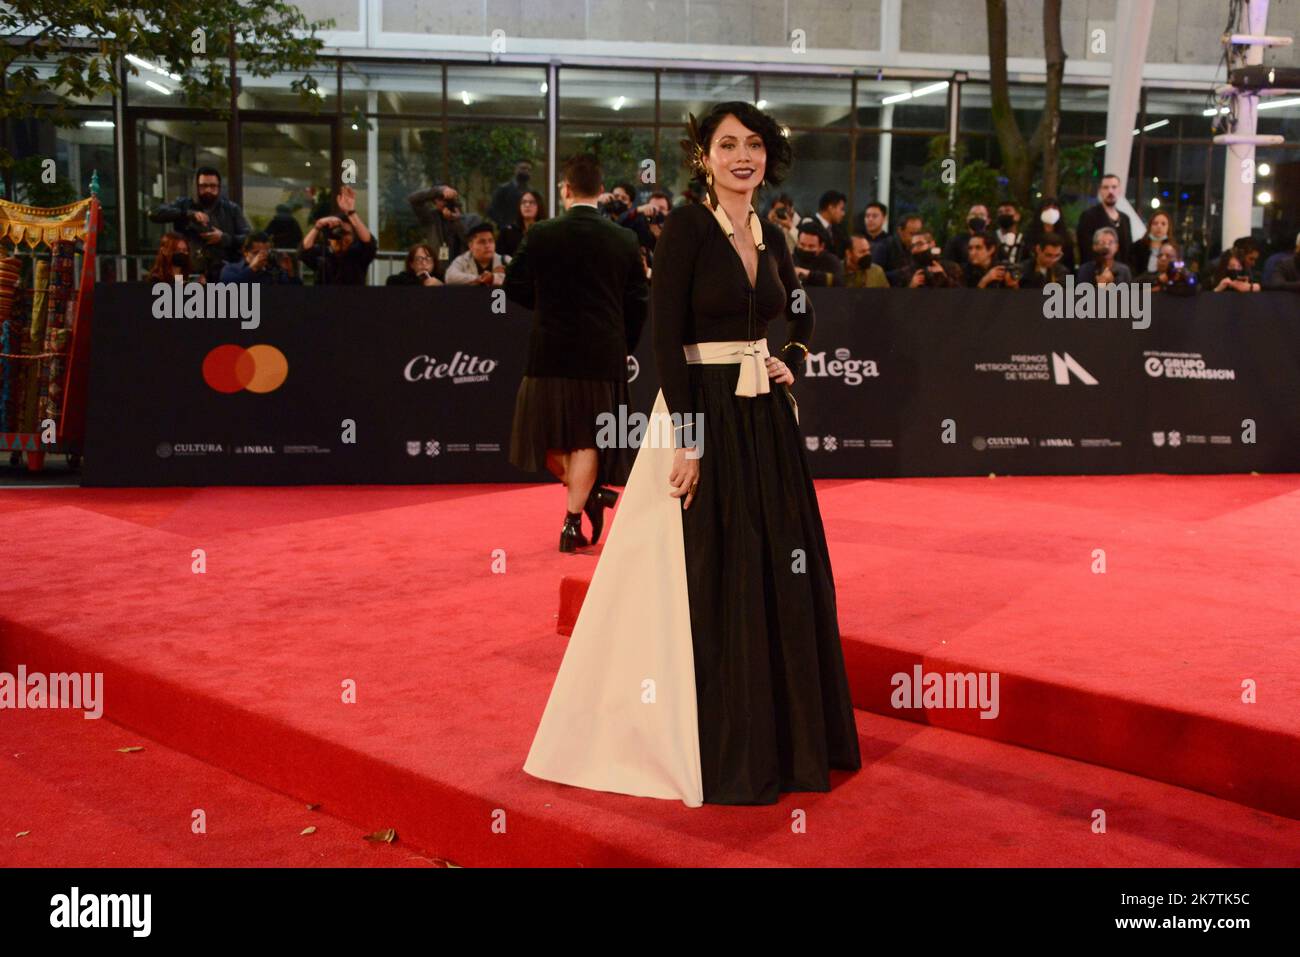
[651,202,814,421]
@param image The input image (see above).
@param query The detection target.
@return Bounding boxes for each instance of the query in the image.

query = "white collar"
[703,195,765,250]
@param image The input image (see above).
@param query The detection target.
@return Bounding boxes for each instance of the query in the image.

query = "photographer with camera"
[843,235,889,288]
[1211,251,1260,293]
[595,183,637,223]
[1077,227,1133,286]
[300,185,377,286]
[766,194,800,251]
[993,202,1025,264]
[965,233,1019,289]
[386,243,445,287]
[149,167,251,281]
[407,183,470,281]
[615,191,671,256]
[1136,240,1198,296]
[1017,234,1069,289]
[219,232,301,285]
[903,231,962,288]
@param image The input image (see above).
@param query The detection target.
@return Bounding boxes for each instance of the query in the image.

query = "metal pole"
[1220,0,1270,250]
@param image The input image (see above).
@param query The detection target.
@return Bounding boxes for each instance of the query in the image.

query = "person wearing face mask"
[943,203,990,265]
[300,186,377,285]
[993,203,1024,263]
[843,234,888,288]
[792,221,845,287]
[1129,210,1172,277]
[1262,232,1300,291]
[147,232,204,285]
[1022,197,1077,272]
[487,160,533,229]
[149,167,251,281]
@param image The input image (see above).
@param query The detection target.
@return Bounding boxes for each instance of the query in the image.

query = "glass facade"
[6,55,1295,270]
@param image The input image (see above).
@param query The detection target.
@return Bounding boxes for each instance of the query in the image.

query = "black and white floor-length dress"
[523,198,861,806]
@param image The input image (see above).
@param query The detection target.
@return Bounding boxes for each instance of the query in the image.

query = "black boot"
[559,510,589,552]
[583,485,619,546]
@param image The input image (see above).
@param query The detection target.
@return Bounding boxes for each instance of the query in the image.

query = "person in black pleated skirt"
[502,153,649,551]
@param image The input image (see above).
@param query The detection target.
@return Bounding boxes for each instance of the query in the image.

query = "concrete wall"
[300,0,1299,68]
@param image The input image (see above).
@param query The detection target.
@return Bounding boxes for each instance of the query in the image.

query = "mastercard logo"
[202,344,289,394]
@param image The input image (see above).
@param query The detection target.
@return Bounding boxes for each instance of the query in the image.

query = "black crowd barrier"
[83,283,1300,486]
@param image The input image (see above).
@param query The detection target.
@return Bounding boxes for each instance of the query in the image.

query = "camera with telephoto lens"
[774,206,790,221]
[327,224,348,240]
[648,209,666,225]
[1005,262,1024,281]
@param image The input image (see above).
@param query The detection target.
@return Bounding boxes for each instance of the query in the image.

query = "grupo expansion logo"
[202,345,289,393]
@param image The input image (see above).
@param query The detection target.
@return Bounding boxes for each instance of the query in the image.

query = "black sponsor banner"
[84,283,1300,486]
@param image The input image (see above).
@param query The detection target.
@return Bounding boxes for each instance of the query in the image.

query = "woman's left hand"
[765,355,794,385]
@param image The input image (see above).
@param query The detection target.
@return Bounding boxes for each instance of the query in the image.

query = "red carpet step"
[557,474,1300,821]
[1,705,442,867]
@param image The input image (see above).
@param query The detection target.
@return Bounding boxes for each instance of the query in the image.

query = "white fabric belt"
[682,339,771,397]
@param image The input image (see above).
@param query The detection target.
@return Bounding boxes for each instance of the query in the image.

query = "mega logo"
[802,347,879,385]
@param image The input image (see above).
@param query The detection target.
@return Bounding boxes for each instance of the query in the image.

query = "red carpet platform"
[562,474,1300,823]
[3,477,1300,867]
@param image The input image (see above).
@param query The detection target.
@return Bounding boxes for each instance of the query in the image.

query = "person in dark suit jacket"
[1076,173,1134,268]
[505,153,650,551]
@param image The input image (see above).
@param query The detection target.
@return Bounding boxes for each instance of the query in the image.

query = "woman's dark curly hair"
[680,101,794,189]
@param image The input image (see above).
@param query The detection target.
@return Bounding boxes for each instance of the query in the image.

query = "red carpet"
[560,474,1300,821]
[2,476,1299,866]
[1,703,442,867]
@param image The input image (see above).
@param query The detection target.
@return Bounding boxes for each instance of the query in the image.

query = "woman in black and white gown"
[523,102,861,806]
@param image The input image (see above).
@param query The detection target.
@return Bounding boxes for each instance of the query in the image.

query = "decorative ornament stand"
[0,173,101,472]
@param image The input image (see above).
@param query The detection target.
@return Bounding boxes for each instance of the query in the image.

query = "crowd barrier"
[83,284,1300,485]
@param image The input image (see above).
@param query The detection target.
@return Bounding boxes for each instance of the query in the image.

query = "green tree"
[0,1,332,168]
[1,155,78,206]
[919,136,1001,245]
[984,0,1066,206]
[424,125,543,223]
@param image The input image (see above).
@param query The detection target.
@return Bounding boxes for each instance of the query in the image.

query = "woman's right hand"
[669,446,700,510]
